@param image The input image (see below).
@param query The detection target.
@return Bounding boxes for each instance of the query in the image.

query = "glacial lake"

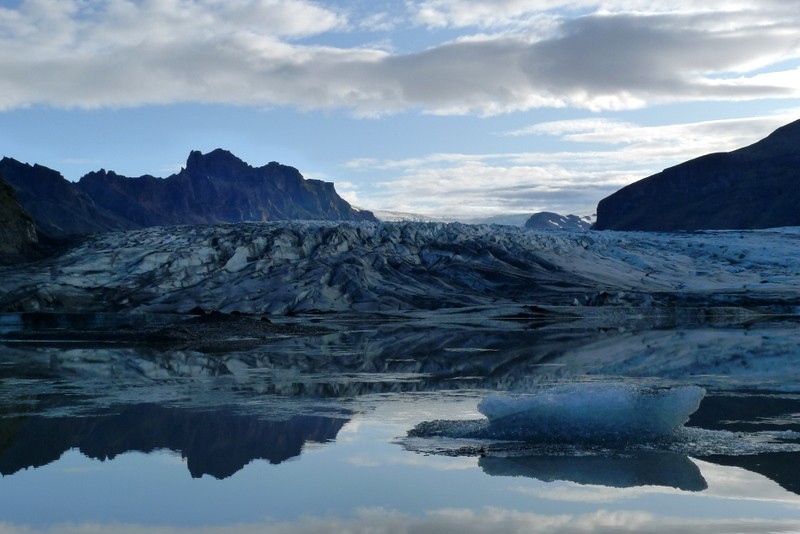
[2,313,800,533]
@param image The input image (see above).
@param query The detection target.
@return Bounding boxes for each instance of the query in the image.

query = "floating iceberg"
[478,383,705,441]
[409,382,706,444]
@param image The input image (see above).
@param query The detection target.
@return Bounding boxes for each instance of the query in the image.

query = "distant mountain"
[525,212,592,232]
[371,210,532,226]
[0,149,375,237]
[370,209,454,223]
[594,119,800,231]
[0,177,38,264]
[467,213,532,227]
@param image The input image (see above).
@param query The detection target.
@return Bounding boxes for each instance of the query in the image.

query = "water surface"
[2,315,800,532]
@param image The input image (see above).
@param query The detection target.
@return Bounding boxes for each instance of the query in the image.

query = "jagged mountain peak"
[185,148,249,174]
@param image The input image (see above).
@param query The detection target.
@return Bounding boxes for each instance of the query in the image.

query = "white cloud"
[345,112,799,218]
[408,1,798,29]
[2,1,800,114]
[410,0,585,29]
[361,157,619,218]
[503,113,797,151]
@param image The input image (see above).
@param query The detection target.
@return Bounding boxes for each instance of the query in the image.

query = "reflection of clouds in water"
[509,482,680,504]
[0,507,798,534]
[345,453,475,471]
[337,419,364,438]
[694,460,800,504]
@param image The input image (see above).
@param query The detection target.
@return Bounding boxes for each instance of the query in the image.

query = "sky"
[2,0,800,220]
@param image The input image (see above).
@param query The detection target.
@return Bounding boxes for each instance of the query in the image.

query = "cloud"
[502,113,798,159]
[356,156,622,218]
[411,0,569,32]
[520,11,800,107]
[1,507,798,534]
[1,1,800,114]
[345,112,798,218]
[408,0,800,29]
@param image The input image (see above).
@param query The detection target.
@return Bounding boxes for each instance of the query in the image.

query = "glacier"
[2,221,800,315]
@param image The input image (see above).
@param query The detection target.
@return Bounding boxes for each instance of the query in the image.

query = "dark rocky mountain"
[0,176,38,264]
[79,149,374,228]
[0,157,128,237]
[525,212,591,232]
[0,149,375,238]
[594,118,800,231]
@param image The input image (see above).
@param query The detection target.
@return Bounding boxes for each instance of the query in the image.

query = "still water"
[2,315,800,533]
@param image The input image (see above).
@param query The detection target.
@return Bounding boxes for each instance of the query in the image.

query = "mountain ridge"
[0,149,375,238]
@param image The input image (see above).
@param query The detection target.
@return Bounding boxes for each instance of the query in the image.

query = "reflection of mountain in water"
[0,405,347,479]
[5,317,800,494]
[479,452,707,491]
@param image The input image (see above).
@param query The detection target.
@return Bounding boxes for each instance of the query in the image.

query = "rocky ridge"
[0,149,374,239]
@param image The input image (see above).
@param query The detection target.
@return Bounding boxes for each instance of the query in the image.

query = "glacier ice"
[477,383,705,441]
[3,221,800,314]
[408,383,706,444]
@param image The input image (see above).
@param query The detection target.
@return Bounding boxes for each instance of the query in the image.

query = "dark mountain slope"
[594,119,800,231]
[0,157,128,237]
[0,176,38,264]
